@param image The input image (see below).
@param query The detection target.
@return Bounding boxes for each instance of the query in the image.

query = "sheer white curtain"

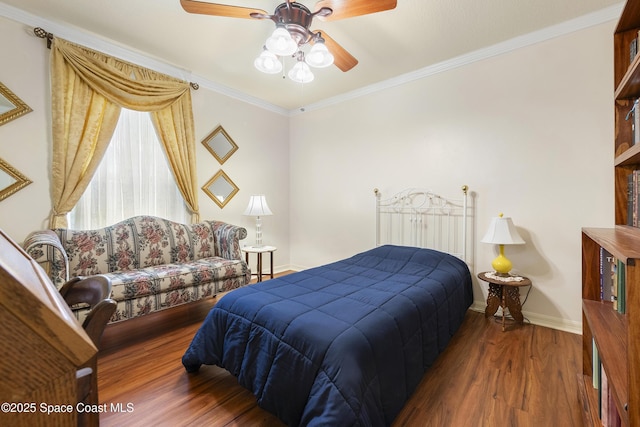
[69,108,189,229]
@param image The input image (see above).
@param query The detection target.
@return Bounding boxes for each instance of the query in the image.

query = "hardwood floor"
[97,295,583,426]
[392,314,582,426]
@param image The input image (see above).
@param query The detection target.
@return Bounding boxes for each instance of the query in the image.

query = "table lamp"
[243,195,273,247]
[481,213,525,276]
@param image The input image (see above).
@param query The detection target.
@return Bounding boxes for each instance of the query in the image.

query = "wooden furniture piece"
[60,275,116,427]
[60,276,116,347]
[578,2,640,425]
[0,228,97,427]
[478,271,531,332]
[242,245,277,282]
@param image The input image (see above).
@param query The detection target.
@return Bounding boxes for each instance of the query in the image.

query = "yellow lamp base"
[491,244,513,276]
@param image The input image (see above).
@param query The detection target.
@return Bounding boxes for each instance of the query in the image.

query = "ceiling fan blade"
[314,0,397,21]
[314,31,358,72]
[180,0,267,19]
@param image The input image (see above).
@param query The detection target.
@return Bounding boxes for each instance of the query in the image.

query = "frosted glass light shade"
[305,42,334,68]
[266,27,297,56]
[288,61,314,83]
[481,214,525,245]
[254,50,282,74]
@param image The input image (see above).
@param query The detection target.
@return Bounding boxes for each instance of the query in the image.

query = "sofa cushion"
[107,257,247,302]
[69,257,249,324]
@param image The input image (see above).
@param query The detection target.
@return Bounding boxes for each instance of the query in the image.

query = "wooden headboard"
[374,186,472,262]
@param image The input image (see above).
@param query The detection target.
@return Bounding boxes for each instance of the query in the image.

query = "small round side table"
[478,271,532,332]
[242,245,277,283]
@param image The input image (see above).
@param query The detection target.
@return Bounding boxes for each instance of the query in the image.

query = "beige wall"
[191,88,291,266]
[0,13,616,332]
[0,17,50,240]
[289,21,615,332]
[0,16,291,268]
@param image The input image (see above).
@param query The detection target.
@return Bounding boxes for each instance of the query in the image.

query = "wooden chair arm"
[60,275,111,307]
[82,298,117,346]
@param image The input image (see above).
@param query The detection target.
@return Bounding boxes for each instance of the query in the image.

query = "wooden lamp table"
[242,245,277,283]
[478,271,532,332]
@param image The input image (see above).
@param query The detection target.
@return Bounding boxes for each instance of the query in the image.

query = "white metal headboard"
[375,186,471,262]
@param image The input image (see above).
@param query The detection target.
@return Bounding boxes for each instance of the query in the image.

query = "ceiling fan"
[180,0,397,82]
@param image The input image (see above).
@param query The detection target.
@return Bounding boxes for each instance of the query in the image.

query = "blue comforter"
[182,245,473,426]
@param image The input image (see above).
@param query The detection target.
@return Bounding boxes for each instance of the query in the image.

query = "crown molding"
[0,2,190,81]
[193,76,289,116]
[0,2,624,118]
[293,3,624,116]
[0,2,289,116]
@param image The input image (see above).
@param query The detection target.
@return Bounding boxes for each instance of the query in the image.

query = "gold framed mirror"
[0,157,32,201]
[0,81,32,126]
[202,125,238,165]
[202,170,239,208]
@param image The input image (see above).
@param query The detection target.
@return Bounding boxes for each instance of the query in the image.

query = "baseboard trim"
[470,301,581,335]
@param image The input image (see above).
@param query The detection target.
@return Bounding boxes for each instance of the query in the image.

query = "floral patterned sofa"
[23,215,250,324]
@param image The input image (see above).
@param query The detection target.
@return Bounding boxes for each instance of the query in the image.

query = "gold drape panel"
[150,97,200,224]
[50,38,199,228]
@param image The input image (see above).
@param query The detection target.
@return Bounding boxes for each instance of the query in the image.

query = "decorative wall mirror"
[202,170,239,208]
[0,157,32,201]
[202,125,238,164]
[0,81,33,126]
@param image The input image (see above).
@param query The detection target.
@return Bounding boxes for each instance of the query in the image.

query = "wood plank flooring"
[97,293,582,426]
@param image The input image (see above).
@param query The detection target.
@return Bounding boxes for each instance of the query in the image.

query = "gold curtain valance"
[53,38,190,111]
[49,37,199,228]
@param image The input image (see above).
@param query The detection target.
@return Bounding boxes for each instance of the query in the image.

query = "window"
[69,108,189,229]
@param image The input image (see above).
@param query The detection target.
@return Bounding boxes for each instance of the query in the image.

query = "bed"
[182,186,473,426]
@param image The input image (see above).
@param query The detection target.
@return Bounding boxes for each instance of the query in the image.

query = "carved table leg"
[504,286,524,325]
[485,283,502,318]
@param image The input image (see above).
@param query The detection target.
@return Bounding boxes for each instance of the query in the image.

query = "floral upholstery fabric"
[24,216,250,324]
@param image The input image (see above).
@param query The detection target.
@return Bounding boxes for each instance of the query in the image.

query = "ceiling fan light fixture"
[254,49,283,74]
[265,27,298,56]
[305,41,334,68]
[182,0,400,81]
[288,60,314,83]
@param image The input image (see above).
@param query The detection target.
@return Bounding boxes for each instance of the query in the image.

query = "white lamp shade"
[254,50,283,74]
[243,195,273,216]
[265,27,298,56]
[305,42,334,68]
[288,61,314,83]
[481,215,525,245]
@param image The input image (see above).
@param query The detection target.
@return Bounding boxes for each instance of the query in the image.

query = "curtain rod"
[33,27,199,90]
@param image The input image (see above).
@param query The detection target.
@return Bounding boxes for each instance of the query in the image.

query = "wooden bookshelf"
[581,227,638,426]
[579,3,640,425]
[583,300,629,424]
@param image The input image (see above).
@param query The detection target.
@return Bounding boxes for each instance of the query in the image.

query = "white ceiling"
[0,0,623,111]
